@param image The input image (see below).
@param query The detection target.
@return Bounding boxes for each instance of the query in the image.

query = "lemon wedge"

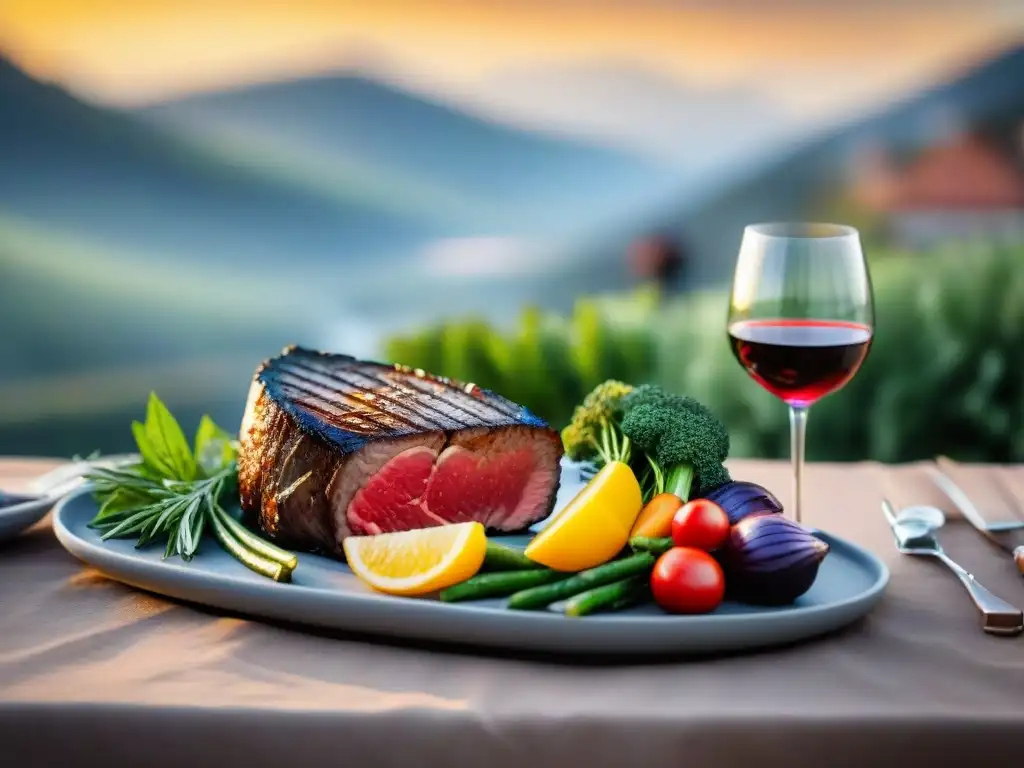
[343,522,487,596]
[525,461,643,572]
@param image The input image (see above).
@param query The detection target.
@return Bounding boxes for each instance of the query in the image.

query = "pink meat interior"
[346,428,559,536]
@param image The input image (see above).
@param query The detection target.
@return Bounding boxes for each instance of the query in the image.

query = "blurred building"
[627,234,687,292]
[851,121,1024,249]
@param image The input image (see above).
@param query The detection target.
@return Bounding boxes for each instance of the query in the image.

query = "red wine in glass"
[728,319,873,408]
[727,222,874,526]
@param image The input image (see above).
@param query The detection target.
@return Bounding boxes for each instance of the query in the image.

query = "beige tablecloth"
[2,458,1024,767]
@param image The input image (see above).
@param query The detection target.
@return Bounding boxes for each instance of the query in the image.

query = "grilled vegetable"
[440,569,564,602]
[508,552,656,610]
[563,575,651,617]
[722,513,830,606]
[701,480,784,525]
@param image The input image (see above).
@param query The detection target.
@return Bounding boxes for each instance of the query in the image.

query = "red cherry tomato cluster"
[650,499,729,614]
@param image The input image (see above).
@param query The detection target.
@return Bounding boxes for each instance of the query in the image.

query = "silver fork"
[0,454,139,505]
[881,499,1023,636]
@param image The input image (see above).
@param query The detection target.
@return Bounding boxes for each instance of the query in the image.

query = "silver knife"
[927,458,1024,577]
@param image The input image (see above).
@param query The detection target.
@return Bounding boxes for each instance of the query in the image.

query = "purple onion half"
[701,480,784,525]
[721,513,830,606]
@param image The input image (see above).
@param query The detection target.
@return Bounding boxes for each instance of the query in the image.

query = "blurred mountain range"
[140,73,677,234]
[0,58,437,268]
[0,54,677,263]
[465,61,794,168]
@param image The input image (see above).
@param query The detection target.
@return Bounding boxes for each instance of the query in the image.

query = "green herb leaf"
[142,392,197,481]
[136,497,180,547]
[164,529,179,560]
[100,507,160,540]
[88,488,151,527]
[189,505,206,556]
[178,495,203,558]
[132,420,176,479]
[151,498,186,536]
[194,415,237,476]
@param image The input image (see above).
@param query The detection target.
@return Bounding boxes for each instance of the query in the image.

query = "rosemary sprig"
[85,393,298,581]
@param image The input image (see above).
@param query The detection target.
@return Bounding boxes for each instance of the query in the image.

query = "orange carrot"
[629,492,683,539]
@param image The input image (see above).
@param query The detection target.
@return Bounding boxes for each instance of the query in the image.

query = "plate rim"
[0,494,55,542]
[51,486,891,653]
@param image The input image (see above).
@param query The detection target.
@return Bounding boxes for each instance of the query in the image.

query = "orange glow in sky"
[1,0,1020,114]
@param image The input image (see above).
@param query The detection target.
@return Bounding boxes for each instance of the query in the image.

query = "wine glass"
[727,223,874,526]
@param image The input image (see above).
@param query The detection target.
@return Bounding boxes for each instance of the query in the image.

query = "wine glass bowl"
[727,223,874,525]
[728,319,872,408]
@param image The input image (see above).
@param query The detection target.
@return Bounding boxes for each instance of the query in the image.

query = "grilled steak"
[237,346,563,557]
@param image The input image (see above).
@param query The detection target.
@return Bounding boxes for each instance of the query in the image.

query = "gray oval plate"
[52,468,889,656]
[0,494,55,544]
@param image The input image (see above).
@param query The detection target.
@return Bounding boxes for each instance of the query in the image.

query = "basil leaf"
[131,421,176,479]
[88,489,149,527]
[143,392,197,481]
[194,415,237,476]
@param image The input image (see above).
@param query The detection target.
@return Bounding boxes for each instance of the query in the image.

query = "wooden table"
[2,457,1024,768]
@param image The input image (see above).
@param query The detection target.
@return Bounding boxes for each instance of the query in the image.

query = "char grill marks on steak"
[237,346,563,557]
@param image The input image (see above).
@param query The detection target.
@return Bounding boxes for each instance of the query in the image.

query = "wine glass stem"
[789,405,808,526]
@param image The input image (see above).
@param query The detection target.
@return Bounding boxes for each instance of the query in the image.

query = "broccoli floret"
[620,383,673,410]
[693,461,731,495]
[625,384,724,427]
[561,380,634,465]
[619,387,730,500]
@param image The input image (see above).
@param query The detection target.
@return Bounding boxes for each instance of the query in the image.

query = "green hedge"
[384,242,1024,463]
[385,289,662,428]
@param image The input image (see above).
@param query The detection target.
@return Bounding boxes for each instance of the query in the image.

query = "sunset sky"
[2,1,1022,156]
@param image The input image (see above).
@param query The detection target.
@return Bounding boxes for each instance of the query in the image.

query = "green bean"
[482,540,538,571]
[441,569,564,602]
[563,575,651,617]
[507,552,655,610]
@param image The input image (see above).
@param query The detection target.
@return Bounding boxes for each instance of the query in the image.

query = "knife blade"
[925,463,1019,553]
[927,461,1024,579]
[935,456,1024,529]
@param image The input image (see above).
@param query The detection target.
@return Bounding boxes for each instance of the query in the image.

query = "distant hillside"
[0,56,448,267]
[674,42,1024,282]
[0,214,291,457]
[140,73,677,233]
[567,42,1024,289]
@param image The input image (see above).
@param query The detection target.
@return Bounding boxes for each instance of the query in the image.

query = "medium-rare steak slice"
[237,346,563,557]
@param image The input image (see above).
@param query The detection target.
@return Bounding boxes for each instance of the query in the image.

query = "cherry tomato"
[650,547,725,614]
[671,498,730,551]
